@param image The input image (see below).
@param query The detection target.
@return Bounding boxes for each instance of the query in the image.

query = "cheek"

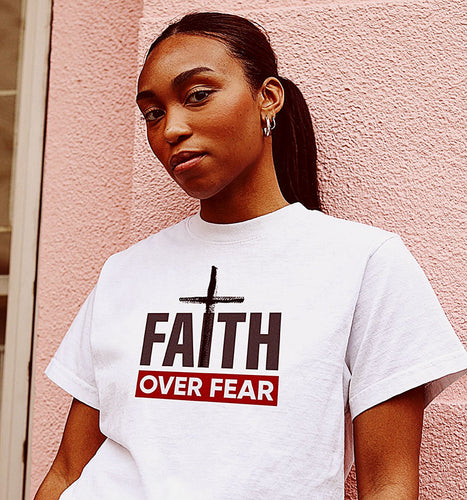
[206,95,262,152]
[146,128,169,163]
[145,130,176,181]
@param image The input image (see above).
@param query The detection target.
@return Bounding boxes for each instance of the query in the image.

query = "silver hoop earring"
[263,115,276,137]
[263,117,271,137]
[270,116,276,132]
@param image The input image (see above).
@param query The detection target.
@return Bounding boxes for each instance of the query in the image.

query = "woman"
[36,12,467,499]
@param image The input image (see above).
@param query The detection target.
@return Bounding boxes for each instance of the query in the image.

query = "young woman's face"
[137,34,267,200]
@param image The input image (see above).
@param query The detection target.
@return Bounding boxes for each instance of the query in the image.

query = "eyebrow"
[136,89,156,102]
[172,66,214,88]
[136,66,214,102]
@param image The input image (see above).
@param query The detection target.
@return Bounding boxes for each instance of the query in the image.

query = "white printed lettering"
[187,377,202,396]
[140,375,158,394]
[237,380,256,400]
[224,379,238,399]
[258,380,274,400]
[158,375,175,394]
[210,378,224,397]
[173,376,187,395]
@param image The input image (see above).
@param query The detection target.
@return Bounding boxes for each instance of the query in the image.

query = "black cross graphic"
[179,266,244,367]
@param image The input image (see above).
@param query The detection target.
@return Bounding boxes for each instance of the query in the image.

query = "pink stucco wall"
[30,0,466,498]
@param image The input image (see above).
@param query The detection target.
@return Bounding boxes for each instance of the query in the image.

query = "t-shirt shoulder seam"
[311,211,399,252]
[104,218,192,262]
[368,233,400,260]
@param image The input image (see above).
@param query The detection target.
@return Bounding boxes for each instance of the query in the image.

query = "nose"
[163,108,192,145]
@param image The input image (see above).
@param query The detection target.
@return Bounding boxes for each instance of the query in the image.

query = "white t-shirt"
[46,203,467,499]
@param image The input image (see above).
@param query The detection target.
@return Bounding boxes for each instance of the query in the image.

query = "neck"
[200,158,289,224]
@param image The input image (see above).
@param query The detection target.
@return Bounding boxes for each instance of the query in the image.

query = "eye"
[142,108,164,122]
[186,89,213,104]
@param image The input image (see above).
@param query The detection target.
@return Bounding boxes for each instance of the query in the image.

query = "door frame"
[0,0,52,497]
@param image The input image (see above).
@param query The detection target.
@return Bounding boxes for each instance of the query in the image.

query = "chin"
[182,188,223,201]
[176,179,227,201]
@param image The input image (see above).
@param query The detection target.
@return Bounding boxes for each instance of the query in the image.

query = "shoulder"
[294,206,400,259]
[99,216,192,274]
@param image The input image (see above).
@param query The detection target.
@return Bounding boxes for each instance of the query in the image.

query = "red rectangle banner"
[135,370,278,406]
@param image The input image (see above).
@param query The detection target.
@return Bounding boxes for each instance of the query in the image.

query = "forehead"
[139,34,245,89]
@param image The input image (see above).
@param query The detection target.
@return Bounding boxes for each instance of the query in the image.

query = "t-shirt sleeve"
[45,287,100,409]
[345,235,467,420]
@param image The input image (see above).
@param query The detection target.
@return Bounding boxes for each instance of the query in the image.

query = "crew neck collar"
[186,203,307,243]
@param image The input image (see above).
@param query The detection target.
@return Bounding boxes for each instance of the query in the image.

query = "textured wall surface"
[29,0,143,494]
[30,0,466,498]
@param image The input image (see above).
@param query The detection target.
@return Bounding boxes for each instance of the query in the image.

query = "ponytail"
[147,12,321,210]
[275,77,320,210]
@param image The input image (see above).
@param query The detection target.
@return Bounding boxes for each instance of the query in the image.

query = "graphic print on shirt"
[135,266,281,406]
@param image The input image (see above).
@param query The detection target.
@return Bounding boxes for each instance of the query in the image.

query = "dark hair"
[147,12,320,210]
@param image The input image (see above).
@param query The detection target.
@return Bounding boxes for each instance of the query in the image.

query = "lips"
[170,151,206,171]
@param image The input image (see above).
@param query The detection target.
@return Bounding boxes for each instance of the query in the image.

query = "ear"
[258,77,284,118]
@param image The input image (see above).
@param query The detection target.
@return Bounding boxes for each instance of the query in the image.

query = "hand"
[34,398,105,500]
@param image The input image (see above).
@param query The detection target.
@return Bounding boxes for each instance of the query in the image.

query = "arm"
[353,386,425,499]
[34,398,106,500]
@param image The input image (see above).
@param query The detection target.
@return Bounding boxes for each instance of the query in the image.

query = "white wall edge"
[0,0,52,498]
